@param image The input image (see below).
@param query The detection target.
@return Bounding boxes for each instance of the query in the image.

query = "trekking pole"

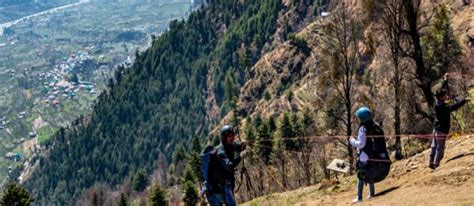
[234,126,254,195]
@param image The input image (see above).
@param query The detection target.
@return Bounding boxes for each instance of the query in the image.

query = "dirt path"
[244,135,474,205]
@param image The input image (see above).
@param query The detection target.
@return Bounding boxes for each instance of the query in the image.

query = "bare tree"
[300,141,313,186]
[401,0,434,109]
[272,140,288,188]
[319,2,363,174]
[319,144,331,179]
[381,0,406,160]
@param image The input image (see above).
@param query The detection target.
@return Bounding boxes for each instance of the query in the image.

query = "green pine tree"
[183,181,199,206]
[279,112,295,150]
[291,113,306,150]
[268,116,277,132]
[148,183,167,206]
[131,169,148,192]
[182,163,197,184]
[244,117,256,143]
[174,144,186,164]
[222,69,238,115]
[191,135,201,153]
[256,119,273,165]
[238,46,251,71]
[421,4,461,78]
[0,183,34,206]
[300,111,314,136]
[280,112,293,137]
[187,152,202,182]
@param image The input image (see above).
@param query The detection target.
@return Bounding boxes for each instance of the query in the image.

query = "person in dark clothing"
[207,125,247,206]
[429,73,470,169]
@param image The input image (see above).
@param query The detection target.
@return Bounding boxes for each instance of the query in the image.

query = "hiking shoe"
[352,198,362,204]
[367,195,374,199]
[428,164,436,170]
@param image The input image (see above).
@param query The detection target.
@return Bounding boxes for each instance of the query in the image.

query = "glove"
[350,137,356,144]
[239,150,249,158]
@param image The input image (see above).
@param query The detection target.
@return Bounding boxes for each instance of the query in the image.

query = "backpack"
[360,122,391,184]
[200,144,216,197]
[364,122,389,160]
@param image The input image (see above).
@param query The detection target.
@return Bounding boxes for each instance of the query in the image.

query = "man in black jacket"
[207,125,247,206]
[429,73,470,169]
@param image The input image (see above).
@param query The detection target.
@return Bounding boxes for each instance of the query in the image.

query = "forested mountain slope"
[24,0,324,204]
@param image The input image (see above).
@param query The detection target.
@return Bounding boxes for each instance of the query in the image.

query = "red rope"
[245,135,474,163]
[244,133,473,143]
[249,141,392,163]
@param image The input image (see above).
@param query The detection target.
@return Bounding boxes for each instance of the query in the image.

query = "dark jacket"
[207,142,243,194]
[434,80,468,134]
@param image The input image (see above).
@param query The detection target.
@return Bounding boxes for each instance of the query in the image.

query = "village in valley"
[0,0,193,186]
[0,38,114,185]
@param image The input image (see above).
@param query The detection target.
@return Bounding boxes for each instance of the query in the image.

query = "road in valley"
[0,0,90,36]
